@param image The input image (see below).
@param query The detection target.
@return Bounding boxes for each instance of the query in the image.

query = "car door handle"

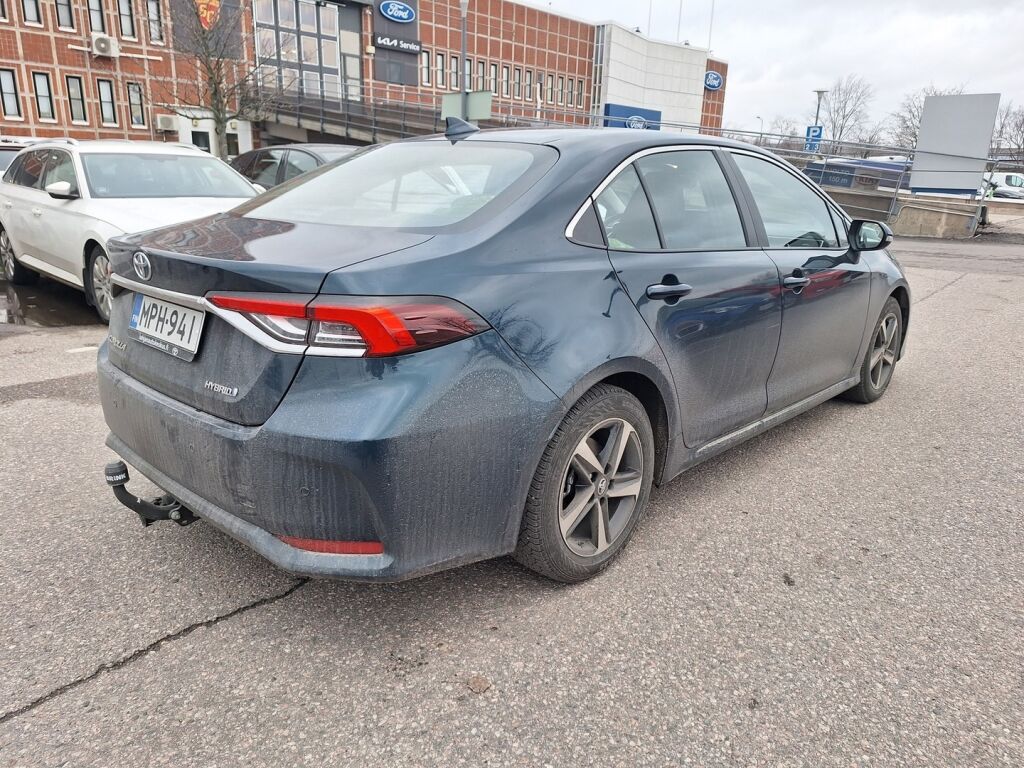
[2,201,11,209]
[31,208,42,217]
[783,276,811,290]
[646,283,693,301]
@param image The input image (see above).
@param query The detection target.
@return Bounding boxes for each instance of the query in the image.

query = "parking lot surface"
[1,238,1021,766]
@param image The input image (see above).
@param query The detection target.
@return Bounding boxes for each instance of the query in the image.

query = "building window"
[567,78,574,109]
[277,0,294,27]
[435,53,445,88]
[127,82,145,126]
[21,0,41,24]
[118,0,134,37]
[97,78,116,124]
[513,67,522,99]
[524,70,532,101]
[577,81,585,108]
[501,66,510,98]
[0,69,21,118]
[56,0,75,28]
[546,74,554,103]
[32,72,54,119]
[489,63,497,95]
[535,71,543,102]
[557,76,564,105]
[66,75,87,122]
[147,0,163,41]
[88,0,105,32]
[0,0,7,20]
[464,58,471,92]
[450,55,458,91]
[476,60,485,91]
[420,50,430,86]
[254,0,273,23]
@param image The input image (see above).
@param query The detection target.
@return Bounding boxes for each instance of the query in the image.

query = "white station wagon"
[0,140,260,322]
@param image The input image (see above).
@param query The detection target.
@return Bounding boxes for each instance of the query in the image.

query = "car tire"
[514,384,655,583]
[1,227,38,286]
[842,296,903,404]
[85,245,113,324]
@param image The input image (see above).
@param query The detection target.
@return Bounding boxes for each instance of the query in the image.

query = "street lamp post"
[813,88,828,127]
[460,0,469,120]
[755,115,763,146]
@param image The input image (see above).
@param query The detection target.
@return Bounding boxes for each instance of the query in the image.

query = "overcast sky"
[543,0,1024,131]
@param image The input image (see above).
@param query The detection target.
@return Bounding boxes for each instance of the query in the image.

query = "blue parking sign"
[804,125,823,152]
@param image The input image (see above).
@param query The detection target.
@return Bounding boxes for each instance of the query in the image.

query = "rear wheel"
[85,245,112,324]
[1,227,38,285]
[842,296,903,403]
[514,384,654,583]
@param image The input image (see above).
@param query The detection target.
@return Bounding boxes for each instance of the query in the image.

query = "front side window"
[635,151,747,251]
[127,82,145,126]
[97,78,117,124]
[117,0,134,36]
[56,0,74,28]
[282,150,316,181]
[81,152,257,198]
[66,75,87,122]
[0,69,20,118]
[32,72,53,119]
[239,142,556,230]
[829,206,849,248]
[21,0,40,23]
[88,0,105,32]
[732,153,839,248]
[147,0,163,41]
[42,150,80,195]
[248,148,286,186]
[594,164,660,251]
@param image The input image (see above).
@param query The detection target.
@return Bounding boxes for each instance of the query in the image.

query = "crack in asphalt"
[0,579,308,726]
[911,272,968,306]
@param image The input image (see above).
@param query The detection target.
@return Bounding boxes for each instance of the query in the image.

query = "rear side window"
[249,149,286,187]
[594,164,660,251]
[13,150,48,188]
[282,149,317,181]
[732,154,839,249]
[241,142,556,230]
[2,154,23,182]
[635,151,746,250]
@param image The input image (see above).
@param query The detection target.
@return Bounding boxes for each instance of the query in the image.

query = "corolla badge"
[132,251,152,281]
[625,115,648,130]
[379,0,416,23]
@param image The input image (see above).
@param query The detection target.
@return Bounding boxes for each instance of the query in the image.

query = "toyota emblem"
[132,251,152,281]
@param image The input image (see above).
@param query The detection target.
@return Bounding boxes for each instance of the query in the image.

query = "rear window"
[239,141,556,229]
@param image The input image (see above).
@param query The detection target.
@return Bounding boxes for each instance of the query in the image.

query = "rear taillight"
[207,293,488,357]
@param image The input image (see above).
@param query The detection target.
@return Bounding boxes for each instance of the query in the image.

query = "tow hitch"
[104,461,198,527]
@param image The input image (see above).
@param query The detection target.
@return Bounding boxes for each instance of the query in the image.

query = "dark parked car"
[98,126,910,583]
[231,143,358,189]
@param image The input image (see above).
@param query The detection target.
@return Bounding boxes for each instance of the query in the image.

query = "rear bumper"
[98,330,559,581]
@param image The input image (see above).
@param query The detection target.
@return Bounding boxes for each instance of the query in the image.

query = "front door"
[727,151,872,411]
[35,149,87,279]
[598,148,782,447]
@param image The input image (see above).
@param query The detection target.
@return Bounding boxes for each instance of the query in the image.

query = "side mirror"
[45,180,78,200]
[848,219,892,251]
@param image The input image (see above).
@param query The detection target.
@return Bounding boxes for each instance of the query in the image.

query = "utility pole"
[460,0,470,120]
[813,88,828,126]
[756,115,763,146]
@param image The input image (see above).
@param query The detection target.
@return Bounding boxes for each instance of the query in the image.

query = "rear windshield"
[81,152,257,199]
[238,141,557,229]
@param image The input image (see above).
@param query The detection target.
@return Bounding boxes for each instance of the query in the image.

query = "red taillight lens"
[277,535,384,555]
[207,293,488,356]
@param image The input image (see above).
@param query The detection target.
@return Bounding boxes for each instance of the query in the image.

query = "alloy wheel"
[1,231,14,281]
[559,417,644,557]
[91,251,112,319]
[869,312,899,389]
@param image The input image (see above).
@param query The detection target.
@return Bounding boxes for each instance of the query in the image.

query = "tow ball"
[104,461,197,527]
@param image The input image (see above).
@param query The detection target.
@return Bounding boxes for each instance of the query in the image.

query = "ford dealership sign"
[379,1,416,23]
[625,115,648,130]
[704,71,724,91]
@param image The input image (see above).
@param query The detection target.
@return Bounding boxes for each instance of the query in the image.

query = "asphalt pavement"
[0,238,1021,766]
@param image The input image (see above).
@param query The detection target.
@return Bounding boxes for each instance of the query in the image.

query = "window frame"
[726,148,846,251]
[66,75,87,123]
[32,71,55,121]
[56,0,75,29]
[489,63,497,95]
[435,52,445,88]
[0,68,21,119]
[501,65,510,98]
[449,54,459,91]
[41,148,81,195]
[147,0,163,42]
[513,67,522,99]
[117,0,135,38]
[21,0,41,25]
[566,145,762,253]
[97,77,117,125]
[126,81,145,127]
[420,49,430,86]
[88,0,105,33]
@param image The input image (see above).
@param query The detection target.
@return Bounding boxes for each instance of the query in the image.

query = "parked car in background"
[0,140,259,322]
[231,143,359,188]
[982,171,1024,200]
[99,127,910,584]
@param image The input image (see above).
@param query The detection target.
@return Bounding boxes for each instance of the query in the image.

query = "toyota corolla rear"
[97,139,563,580]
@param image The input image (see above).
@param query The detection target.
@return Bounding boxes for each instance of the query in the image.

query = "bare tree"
[820,75,874,145]
[887,84,964,149]
[999,106,1024,165]
[152,0,277,159]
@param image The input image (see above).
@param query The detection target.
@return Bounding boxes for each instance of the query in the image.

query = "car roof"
[248,143,359,155]
[417,126,759,154]
[23,140,208,155]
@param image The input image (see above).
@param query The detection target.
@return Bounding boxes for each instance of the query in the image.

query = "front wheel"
[1,227,37,285]
[842,296,903,404]
[85,245,112,324]
[514,384,655,583]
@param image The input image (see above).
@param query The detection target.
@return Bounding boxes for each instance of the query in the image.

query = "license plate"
[129,293,206,361]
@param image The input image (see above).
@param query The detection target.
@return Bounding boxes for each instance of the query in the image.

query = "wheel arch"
[889,283,910,358]
[81,237,106,304]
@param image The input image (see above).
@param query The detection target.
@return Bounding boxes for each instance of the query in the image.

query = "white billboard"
[910,93,999,195]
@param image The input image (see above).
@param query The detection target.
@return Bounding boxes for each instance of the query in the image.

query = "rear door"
[726,151,871,411]
[2,149,50,261]
[597,147,782,447]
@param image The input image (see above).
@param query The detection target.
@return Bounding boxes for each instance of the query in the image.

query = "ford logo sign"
[704,71,724,91]
[132,251,152,281]
[625,115,648,130]
[379,1,416,23]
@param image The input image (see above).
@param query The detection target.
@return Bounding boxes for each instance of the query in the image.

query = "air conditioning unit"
[91,33,119,58]
[155,114,178,132]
